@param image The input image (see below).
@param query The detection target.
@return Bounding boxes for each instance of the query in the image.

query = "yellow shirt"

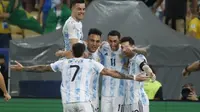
[144,80,162,100]
[0,1,10,34]
[188,17,200,39]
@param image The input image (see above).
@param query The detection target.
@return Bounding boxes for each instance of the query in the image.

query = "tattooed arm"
[10,61,53,73]
[100,68,149,81]
[22,65,53,72]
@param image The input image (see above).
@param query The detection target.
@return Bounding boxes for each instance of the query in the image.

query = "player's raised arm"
[55,50,74,58]
[100,68,149,81]
[10,61,54,72]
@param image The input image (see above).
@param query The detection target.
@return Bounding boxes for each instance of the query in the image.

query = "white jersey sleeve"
[50,60,66,72]
[92,60,105,74]
[63,21,78,40]
[135,54,147,69]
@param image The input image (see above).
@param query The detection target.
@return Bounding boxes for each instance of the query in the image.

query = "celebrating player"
[10,43,149,112]
[120,36,155,112]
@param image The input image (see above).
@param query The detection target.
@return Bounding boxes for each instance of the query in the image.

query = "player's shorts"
[101,96,124,112]
[63,102,94,112]
[122,101,149,112]
[91,99,100,112]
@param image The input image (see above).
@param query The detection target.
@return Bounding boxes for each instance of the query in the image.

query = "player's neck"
[87,47,95,53]
[128,52,136,59]
[71,14,80,22]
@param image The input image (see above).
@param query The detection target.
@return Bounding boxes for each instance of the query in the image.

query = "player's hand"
[55,50,64,57]
[99,41,108,49]
[10,61,24,71]
[182,69,190,78]
[4,93,11,101]
[135,73,150,81]
[83,52,90,58]
[148,72,156,82]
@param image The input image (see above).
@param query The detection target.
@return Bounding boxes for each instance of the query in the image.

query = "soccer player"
[99,30,126,112]
[11,43,149,112]
[120,37,156,112]
[99,30,148,112]
[62,0,85,51]
[0,54,11,101]
[56,28,103,63]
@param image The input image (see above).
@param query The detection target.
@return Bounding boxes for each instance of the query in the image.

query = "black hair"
[120,36,135,45]
[72,43,86,57]
[108,30,121,39]
[70,0,85,9]
[88,28,102,37]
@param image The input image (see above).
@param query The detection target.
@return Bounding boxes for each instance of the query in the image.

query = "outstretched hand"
[182,69,191,78]
[135,72,150,81]
[10,61,24,71]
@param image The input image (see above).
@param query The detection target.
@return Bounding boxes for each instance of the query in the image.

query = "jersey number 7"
[70,65,80,82]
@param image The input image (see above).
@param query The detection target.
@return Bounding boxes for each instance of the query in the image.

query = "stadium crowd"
[0,0,200,112]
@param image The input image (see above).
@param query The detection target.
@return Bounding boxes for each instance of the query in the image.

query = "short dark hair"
[88,28,102,37]
[0,54,5,59]
[108,30,121,39]
[120,36,135,45]
[70,0,85,9]
[72,43,85,57]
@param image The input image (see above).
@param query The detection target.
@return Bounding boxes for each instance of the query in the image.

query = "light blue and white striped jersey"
[85,47,102,102]
[99,42,127,97]
[86,48,102,63]
[50,58,104,104]
[62,16,83,51]
[125,54,149,105]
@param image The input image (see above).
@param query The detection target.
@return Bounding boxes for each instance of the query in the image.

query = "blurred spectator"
[181,83,199,101]
[156,0,165,21]
[37,0,53,29]
[44,0,71,33]
[0,0,11,48]
[22,0,36,13]
[164,0,198,34]
[144,65,163,100]
[138,0,163,13]
[188,5,200,39]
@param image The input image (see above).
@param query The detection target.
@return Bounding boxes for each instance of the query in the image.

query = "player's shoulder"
[63,17,76,27]
[99,42,110,52]
[135,54,146,60]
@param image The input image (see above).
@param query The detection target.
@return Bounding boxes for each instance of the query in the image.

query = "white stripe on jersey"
[62,16,83,50]
[125,54,149,105]
[99,42,126,97]
[50,58,104,103]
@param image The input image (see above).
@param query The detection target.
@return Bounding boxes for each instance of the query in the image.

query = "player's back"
[60,58,103,103]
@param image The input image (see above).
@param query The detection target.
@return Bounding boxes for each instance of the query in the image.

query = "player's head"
[107,30,121,51]
[120,36,135,57]
[71,0,85,21]
[0,54,5,64]
[87,28,102,53]
[72,43,86,57]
